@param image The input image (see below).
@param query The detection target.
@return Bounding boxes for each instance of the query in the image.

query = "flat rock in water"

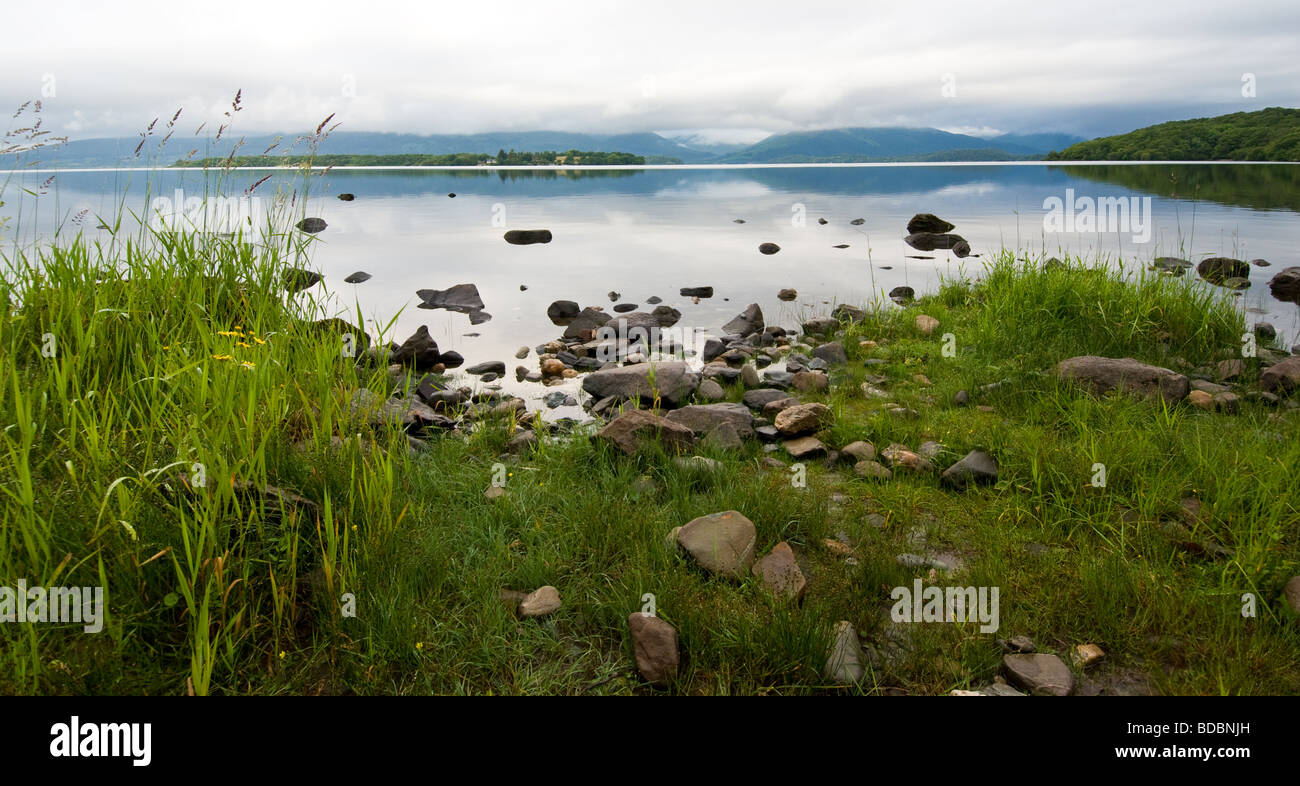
[417,283,485,313]
[904,232,966,252]
[465,360,506,376]
[1196,256,1249,285]
[282,267,322,293]
[295,217,327,234]
[722,303,764,336]
[758,243,780,255]
[675,511,757,579]
[343,271,372,284]
[503,229,552,245]
[680,286,714,298]
[1002,653,1075,696]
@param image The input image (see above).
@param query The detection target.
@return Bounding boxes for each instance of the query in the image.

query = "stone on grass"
[627,613,680,687]
[940,450,999,489]
[518,586,562,617]
[1002,653,1074,696]
[675,511,757,579]
[751,541,807,601]
[824,621,866,684]
[773,402,833,436]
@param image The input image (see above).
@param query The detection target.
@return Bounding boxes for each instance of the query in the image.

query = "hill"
[1045,107,1300,161]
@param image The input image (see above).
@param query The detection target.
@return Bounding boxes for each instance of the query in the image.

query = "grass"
[1,157,1298,695]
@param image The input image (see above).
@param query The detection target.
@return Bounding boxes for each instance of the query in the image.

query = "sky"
[4,0,1299,144]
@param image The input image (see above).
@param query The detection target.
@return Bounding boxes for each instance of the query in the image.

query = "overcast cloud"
[5,0,1298,142]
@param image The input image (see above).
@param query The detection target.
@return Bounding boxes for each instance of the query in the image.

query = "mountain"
[11,126,1086,168]
[716,127,1083,163]
[1045,107,1300,161]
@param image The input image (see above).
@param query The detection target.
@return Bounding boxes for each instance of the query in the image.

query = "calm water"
[4,163,1298,415]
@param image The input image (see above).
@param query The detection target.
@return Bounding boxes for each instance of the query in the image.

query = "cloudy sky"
[6,0,1298,143]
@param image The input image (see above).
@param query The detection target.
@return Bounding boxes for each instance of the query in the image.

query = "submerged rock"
[295,217,327,234]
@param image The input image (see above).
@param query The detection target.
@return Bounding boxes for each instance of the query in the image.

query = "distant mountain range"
[17,126,1085,168]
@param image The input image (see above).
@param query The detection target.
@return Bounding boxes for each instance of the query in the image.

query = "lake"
[4,162,1298,416]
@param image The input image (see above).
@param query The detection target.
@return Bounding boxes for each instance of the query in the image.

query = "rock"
[824,621,865,684]
[1251,258,1271,267]
[998,635,1036,653]
[697,379,725,401]
[762,397,801,418]
[904,232,966,252]
[546,300,581,322]
[791,371,829,393]
[1196,256,1249,285]
[702,422,744,451]
[417,283,485,313]
[651,305,682,327]
[841,441,876,462]
[483,485,506,501]
[740,364,761,388]
[1153,256,1191,275]
[1002,654,1075,696]
[1216,358,1247,380]
[515,346,530,360]
[506,431,537,454]
[1187,390,1214,410]
[503,229,552,245]
[390,325,443,371]
[802,317,838,337]
[907,213,955,234]
[337,193,355,201]
[539,358,566,377]
[466,360,506,376]
[755,425,780,442]
[954,389,970,406]
[777,288,797,301]
[595,409,695,455]
[774,403,833,436]
[952,239,972,258]
[518,586,562,617]
[680,286,714,298]
[627,613,680,687]
[582,362,699,407]
[850,218,865,225]
[758,243,780,255]
[722,303,764,336]
[854,460,891,480]
[1055,356,1190,404]
[784,436,826,459]
[612,303,637,313]
[295,217,327,234]
[752,542,807,601]
[831,304,866,324]
[1267,266,1300,303]
[542,391,577,409]
[665,403,756,439]
[562,307,612,339]
[881,443,934,472]
[888,286,914,304]
[282,267,322,293]
[1072,644,1106,670]
[743,389,788,410]
[675,511,757,579]
[915,314,940,335]
[940,450,999,489]
[311,317,371,355]
[1256,322,1277,340]
[812,341,847,364]
[1261,357,1300,393]
[343,271,371,284]
[1284,576,1300,615]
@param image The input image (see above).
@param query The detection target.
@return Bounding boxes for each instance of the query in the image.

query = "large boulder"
[675,511,757,579]
[594,409,695,455]
[581,362,700,407]
[1055,356,1190,404]
[665,403,756,439]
